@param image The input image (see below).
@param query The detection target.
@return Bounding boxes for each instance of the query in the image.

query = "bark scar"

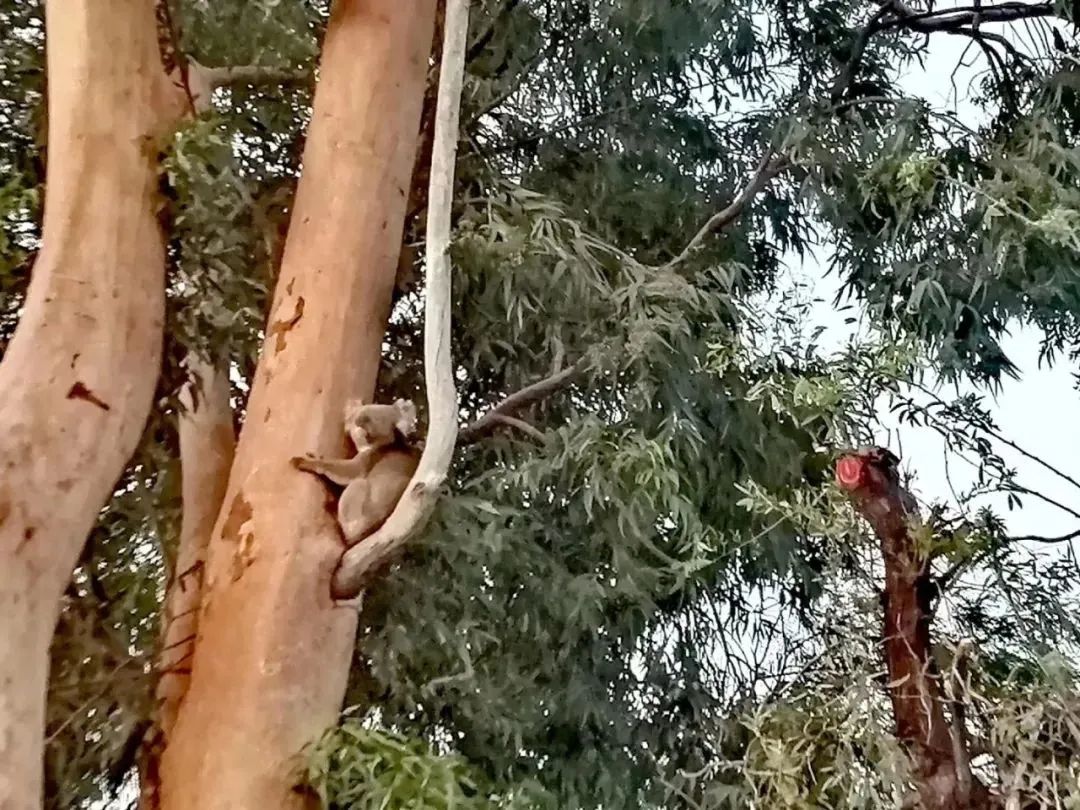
[268,295,305,353]
[221,494,253,543]
[67,381,111,411]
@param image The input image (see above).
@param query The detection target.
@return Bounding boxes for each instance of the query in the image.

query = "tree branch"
[140,357,235,808]
[645,151,790,271]
[488,413,546,442]
[331,0,470,601]
[884,1,1058,33]
[154,358,235,737]
[457,358,588,444]
[830,2,894,103]
[836,447,999,809]
[1010,528,1080,544]
[830,1,1057,106]
[465,0,521,63]
[189,59,310,90]
[185,59,311,113]
[939,526,1080,594]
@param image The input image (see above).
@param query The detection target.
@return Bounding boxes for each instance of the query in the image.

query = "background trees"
[2,0,1080,808]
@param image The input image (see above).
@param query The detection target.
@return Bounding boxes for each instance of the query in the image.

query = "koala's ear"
[394,399,418,436]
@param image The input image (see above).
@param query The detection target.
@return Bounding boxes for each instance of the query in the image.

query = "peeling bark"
[836,448,999,810]
[0,2,182,808]
[158,2,438,807]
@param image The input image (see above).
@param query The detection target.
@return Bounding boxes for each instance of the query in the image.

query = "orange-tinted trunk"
[158,3,438,807]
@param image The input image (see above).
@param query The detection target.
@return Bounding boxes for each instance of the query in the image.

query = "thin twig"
[331,0,470,601]
[979,422,1080,493]
[939,528,1080,592]
[1009,528,1080,544]
[1006,483,1080,521]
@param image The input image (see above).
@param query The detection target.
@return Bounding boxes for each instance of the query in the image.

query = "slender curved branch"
[939,526,1080,592]
[488,413,546,442]
[1010,528,1080,544]
[644,151,790,272]
[458,357,588,443]
[331,0,470,601]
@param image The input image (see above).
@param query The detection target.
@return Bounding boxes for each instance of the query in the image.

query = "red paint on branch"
[835,455,866,490]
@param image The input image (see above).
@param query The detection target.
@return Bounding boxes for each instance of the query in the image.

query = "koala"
[293,399,419,544]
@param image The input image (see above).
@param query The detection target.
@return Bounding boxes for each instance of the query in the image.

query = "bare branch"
[885,1,1058,33]
[185,59,311,113]
[830,1,1055,107]
[140,357,235,806]
[189,59,310,90]
[489,413,546,442]
[645,151,790,272]
[1010,528,1080,544]
[331,0,470,601]
[836,448,999,808]
[155,360,235,734]
[458,358,588,444]
[830,2,895,103]
[465,0,521,63]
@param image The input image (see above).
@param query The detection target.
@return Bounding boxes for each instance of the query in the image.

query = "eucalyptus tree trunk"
[0,2,180,808]
[158,2,438,807]
[139,359,236,809]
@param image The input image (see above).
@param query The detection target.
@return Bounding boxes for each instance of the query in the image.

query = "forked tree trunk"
[0,3,180,808]
[158,2,438,807]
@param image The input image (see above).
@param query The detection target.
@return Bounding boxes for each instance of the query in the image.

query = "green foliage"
[162,112,278,371]
[308,724,550,810]
[0,0,43,351]
[740,692,907,809]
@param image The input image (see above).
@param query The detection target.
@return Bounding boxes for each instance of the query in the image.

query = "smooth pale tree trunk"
[159,360,236,740]
[159,2,438,807]
[139,358,236,809]
[0,3,181,808]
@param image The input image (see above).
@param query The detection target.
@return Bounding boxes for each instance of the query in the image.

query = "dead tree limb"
[836,447,1000,810]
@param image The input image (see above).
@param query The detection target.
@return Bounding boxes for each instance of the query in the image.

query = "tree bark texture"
[836,448,999,810]
[158,2,438,807]
[0,3,180,808]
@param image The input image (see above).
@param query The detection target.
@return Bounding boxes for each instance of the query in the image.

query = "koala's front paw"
[291,454,316,470]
